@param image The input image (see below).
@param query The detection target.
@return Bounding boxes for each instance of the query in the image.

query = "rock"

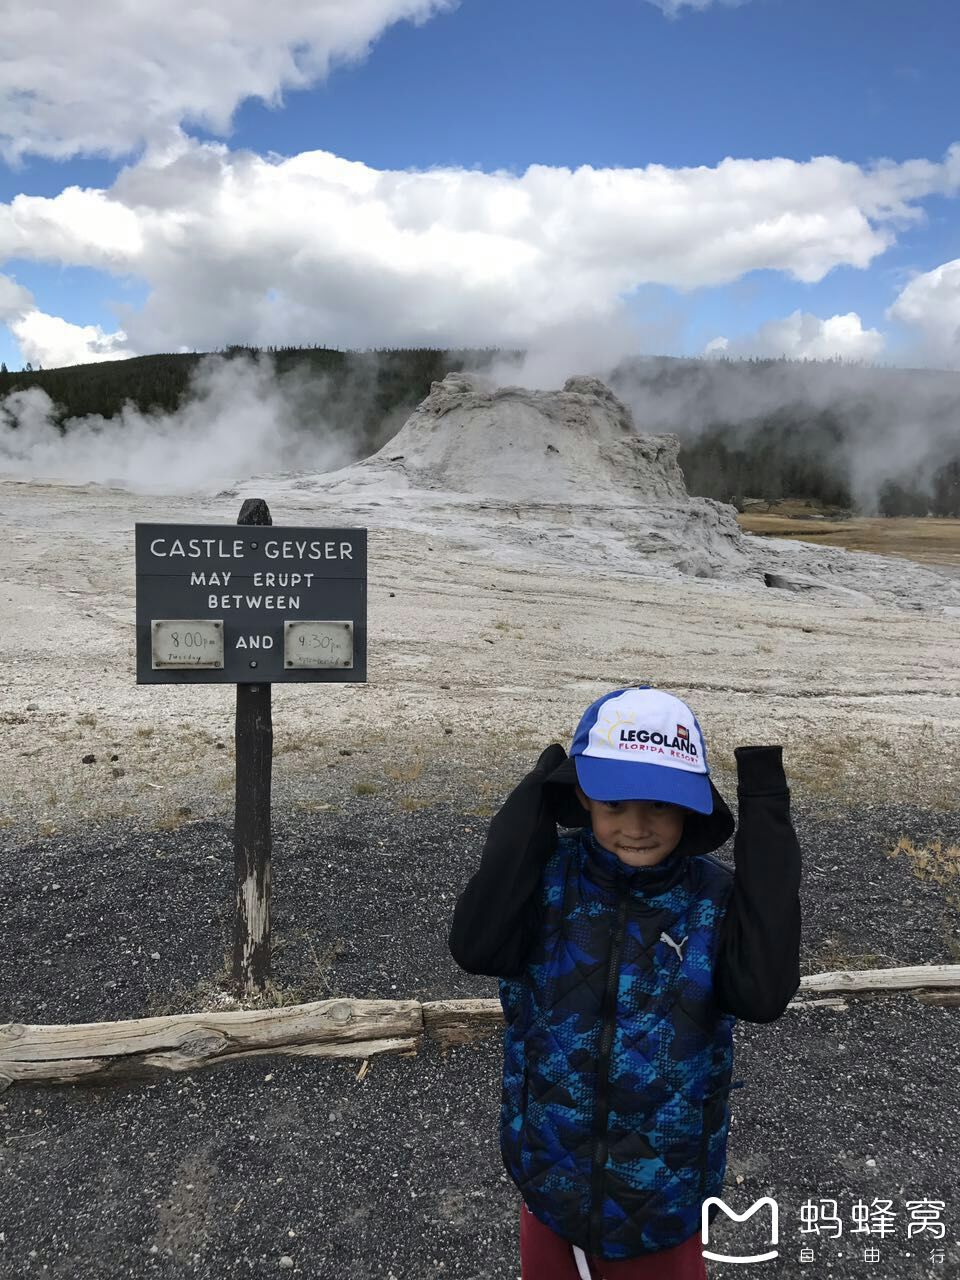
[260,371,960,613]
[762,571,873,606]
[81,754,96,764]
[25,702,38,712]
[112,767,125,779]
[357,372,688,503]
[278,1258,294,1269]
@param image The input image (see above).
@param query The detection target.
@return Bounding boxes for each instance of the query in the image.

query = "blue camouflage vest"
[499,829,741,1260]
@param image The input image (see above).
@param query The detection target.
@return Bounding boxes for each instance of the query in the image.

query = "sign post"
[135,502,367,997]
[233,498,274,994]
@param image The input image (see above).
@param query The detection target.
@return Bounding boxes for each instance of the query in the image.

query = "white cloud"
[0,272,34,321]
[0,0,456,161]
[887,259,960,364]
[0,271,134,367]
[705,311,885,362]
[1,140,958,358]
[10,312,135,369]
[644,0,745,15]
[704,336,730,355]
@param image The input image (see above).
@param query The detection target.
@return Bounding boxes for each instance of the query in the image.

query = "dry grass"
[385,759,425,784]
[738,507,960,568]
[813,947,899,972]
[777,731,958,811]
[146,935,345,1015]
[244,933,344,1007]
[887,837,960,964]
[492,618,524,636]
[396,796,433,812]
[886,836,960,887]
[779,733,868,801]
[354,782,379,797]
[154,806,197,831]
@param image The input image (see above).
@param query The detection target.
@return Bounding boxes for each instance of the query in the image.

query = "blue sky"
[1,0,959,372]
[224,0,960,171]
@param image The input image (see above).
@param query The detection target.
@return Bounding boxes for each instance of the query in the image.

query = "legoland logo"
[616,727,698,756]
[701,1197,779,1264]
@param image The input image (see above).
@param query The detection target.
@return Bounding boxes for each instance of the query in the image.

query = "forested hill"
[607,355,960,518]
[1,346,958,517]
[0,346,497,462]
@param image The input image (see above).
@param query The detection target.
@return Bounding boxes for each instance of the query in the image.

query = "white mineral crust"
[1,371,958,826]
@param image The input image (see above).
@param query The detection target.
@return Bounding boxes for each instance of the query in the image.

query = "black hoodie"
[448,743,802,1023]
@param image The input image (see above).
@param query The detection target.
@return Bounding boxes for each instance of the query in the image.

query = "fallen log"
[785,997,849,1011]
[913,991,960,1008]
[422,998,503,1048]
[0,998,423,1088]
[799,964,960,994]
[1,967,958,1089]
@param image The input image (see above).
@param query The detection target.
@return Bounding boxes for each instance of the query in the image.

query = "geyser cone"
[364,373,689,504]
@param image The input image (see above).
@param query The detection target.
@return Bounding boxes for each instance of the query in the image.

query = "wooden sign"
[135,522,367,684]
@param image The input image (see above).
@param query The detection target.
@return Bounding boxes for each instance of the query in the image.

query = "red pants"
[519,1202,708,1280]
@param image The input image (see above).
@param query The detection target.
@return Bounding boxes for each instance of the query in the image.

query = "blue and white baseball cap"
[570,686,713,814]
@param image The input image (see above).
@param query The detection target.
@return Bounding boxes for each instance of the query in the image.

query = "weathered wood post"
[233,498,273,996]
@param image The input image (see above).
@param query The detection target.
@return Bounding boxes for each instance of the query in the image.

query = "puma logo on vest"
[660,930,688,961]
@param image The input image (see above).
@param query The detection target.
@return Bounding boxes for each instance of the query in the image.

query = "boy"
[448,686,802,1279]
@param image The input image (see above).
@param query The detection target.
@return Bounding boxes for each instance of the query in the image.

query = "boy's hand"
[535,744,593,828]
[715,743,801,1022]
[448,745,570,975]
[734,745,787,794]
[533,743,567,780]
[506,743,568,826]
[484,744,569,865]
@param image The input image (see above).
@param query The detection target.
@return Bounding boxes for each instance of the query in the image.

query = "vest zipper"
[588,893,629,1255]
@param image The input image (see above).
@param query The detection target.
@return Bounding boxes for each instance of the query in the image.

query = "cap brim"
[574,755,713,815]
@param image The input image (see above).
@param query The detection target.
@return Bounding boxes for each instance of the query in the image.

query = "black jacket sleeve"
[448,744,567,977]
[713,745,802,1023]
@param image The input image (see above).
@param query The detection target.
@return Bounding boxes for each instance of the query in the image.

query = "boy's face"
[574,785,686,868]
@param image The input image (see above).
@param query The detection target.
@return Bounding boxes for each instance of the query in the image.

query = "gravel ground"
[2,781,959,1280]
